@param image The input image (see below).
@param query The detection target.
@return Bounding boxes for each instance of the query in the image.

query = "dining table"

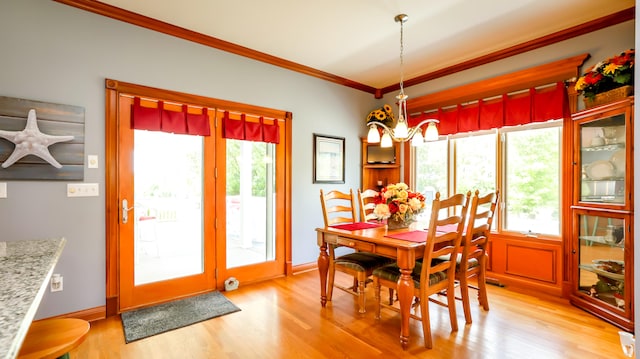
[316,221,432,349]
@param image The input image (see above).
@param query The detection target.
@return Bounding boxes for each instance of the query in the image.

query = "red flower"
[388,202,399,214]
[584,72,603,85]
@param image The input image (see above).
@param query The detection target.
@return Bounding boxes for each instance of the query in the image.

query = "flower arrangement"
[372,182,426,225]
[575,49,634,99]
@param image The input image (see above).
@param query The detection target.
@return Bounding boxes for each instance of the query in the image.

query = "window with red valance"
[222,111,280,144]
[131,98,281,144]
[132,97,211,136]
[408,82,570,136]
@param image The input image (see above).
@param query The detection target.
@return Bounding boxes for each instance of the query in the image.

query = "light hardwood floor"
[71,270,630,358]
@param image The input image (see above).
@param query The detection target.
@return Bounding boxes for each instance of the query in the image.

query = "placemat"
[384,224,461,242]
[385,230,428,242]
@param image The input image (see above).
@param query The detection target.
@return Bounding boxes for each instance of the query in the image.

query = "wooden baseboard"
[291,261,317,275]
[49,305,106,323]
[487,272,564,298]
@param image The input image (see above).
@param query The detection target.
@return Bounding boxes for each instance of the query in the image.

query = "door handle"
[122,199,135,224]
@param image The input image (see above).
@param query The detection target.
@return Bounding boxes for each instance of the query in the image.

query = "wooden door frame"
[104,79,293,316]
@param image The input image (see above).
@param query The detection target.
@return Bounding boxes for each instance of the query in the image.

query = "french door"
[107,82,290,312]
[117,96,216,311]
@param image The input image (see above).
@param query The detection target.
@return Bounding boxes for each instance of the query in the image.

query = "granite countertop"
[0,238,66,359]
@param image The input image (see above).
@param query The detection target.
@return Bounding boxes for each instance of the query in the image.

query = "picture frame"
[313,134,345,183]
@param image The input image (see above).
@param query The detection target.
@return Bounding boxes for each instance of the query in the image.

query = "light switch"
[0,183,6,198]
[88,155,99,169]
[67,183,99,197]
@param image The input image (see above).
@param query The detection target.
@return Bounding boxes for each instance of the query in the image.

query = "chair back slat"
[462,190,500,267]
[421,192,471,288]
[320,189,358,227]
[357,188,379,222]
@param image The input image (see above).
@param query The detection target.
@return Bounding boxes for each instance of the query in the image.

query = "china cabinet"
[568,97,634,331]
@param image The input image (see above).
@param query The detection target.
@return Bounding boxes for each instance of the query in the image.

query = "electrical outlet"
[51,274,63,292]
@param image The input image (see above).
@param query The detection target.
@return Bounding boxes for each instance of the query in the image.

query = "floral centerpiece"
[372,182,426,229]
[575,49,634,103]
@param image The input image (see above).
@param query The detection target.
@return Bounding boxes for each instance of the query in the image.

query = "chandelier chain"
[398,16,405,96]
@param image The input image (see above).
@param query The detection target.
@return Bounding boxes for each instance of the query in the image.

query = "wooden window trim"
[407,53,589,115]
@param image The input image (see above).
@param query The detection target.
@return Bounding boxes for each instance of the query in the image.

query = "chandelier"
[367,14,439,148]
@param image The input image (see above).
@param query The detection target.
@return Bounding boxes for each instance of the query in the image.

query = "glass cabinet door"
[577,112,627,206]
[577,213,627,310]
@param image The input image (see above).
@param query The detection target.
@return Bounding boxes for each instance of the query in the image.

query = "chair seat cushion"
[335,252,394,272]
[434,253,479,273]
[372,262,448,288]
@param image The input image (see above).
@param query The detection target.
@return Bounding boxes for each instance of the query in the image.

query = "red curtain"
[223,111,280,144]
[131,97,210,136]
[438,107,459,136]
[416,82,569,136]
[457,103,480,133]
[478,98,504,130]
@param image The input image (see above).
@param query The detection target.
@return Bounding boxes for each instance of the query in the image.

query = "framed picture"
[313,134,345,183]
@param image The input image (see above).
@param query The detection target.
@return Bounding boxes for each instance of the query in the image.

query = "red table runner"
[330,222,384,231]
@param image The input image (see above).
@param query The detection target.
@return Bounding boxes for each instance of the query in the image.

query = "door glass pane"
[226,140,276,268]
[579,114,626,204]
[577,214,626,310]
[504,127,561,235]
[134,130,204,285]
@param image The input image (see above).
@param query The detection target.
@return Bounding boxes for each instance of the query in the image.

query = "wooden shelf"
[361,139,400,190]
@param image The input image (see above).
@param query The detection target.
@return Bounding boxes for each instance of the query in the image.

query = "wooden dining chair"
[320,189,394,313]
[455,189,499,324]
[372,191,470,348]
[357,188,379,222]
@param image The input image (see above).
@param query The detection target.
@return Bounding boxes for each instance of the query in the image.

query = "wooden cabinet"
[361,138,400,190]
[568,97,634,332]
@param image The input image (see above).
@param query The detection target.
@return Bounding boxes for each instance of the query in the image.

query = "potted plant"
[575,49,634,108]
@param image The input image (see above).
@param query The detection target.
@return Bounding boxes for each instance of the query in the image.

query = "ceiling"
[82,0,634,91]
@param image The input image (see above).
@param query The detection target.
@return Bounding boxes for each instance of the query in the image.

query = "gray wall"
[0,1,635,337]
[0,0,373,319]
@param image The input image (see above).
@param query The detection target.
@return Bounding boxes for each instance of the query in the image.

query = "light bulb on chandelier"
[366,14,439,148]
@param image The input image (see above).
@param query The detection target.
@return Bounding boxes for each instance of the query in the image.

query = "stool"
[18,318,90,359]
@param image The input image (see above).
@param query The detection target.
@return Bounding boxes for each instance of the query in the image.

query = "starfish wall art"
[0,96,85,180]
[0,109,74,168]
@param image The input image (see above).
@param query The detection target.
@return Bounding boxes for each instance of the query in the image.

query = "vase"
[584,85,633,109]
[387,216,412,230]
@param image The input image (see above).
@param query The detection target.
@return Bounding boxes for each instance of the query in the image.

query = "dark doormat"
[121,291,241,343]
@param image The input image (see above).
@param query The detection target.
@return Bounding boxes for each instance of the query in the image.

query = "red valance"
[131,97,210,136]
[408,82,569,136]
[223,111,280,144]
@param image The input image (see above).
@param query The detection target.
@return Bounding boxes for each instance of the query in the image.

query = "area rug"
[121,291,241,343]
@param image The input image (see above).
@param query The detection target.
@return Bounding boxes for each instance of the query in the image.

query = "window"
[453,133,496,195]
[413,121,562,238]
[414,140,448,200]
[503,125,561,235]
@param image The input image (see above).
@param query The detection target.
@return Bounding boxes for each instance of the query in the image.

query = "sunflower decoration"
[366,104,395,128]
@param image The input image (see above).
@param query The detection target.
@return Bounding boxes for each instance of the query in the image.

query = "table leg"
[396,249,415,350]
[317,238,329,307]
